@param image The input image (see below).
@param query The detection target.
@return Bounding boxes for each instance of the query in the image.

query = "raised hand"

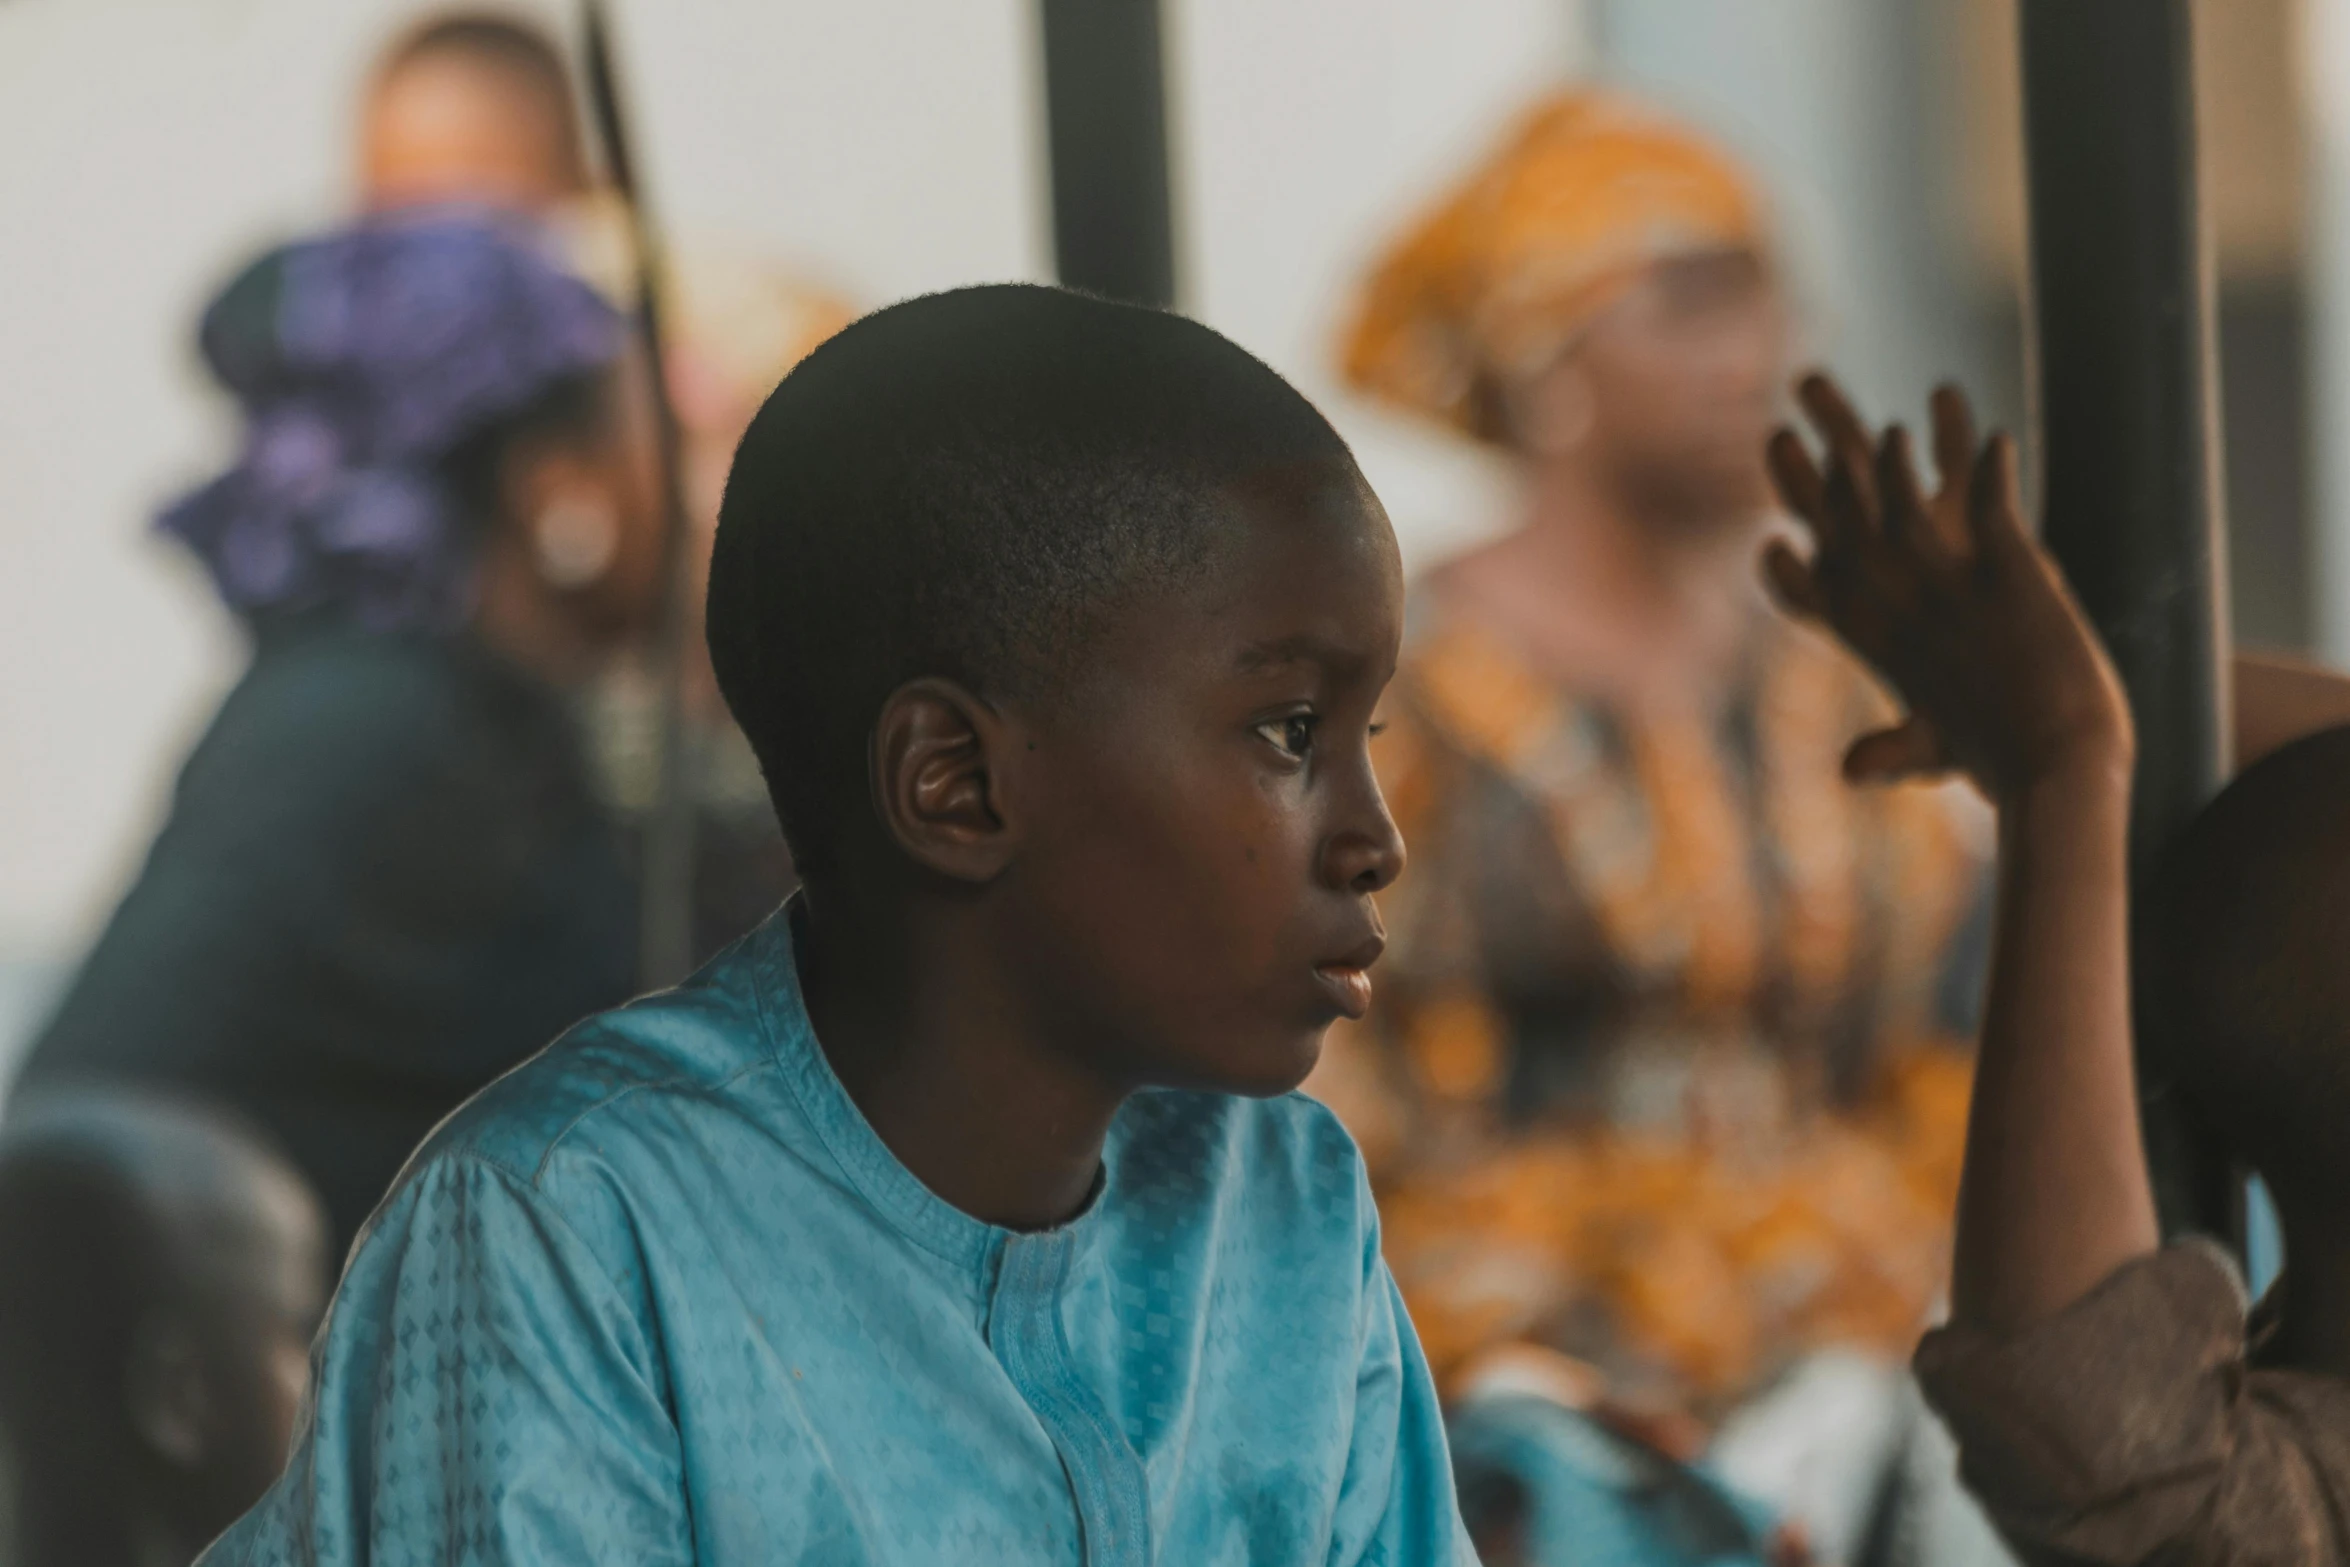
[1762,372,2133,801]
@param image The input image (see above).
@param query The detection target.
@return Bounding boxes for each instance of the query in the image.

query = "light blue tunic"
[201,912,1472,1565]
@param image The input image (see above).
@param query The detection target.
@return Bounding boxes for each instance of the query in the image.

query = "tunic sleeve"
[1324,1163,1479,1566]
[198,1153,693,1567]
[1914,1241,2350,1566]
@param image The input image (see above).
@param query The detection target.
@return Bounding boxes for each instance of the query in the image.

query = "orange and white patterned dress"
[1314,605,1987,1420]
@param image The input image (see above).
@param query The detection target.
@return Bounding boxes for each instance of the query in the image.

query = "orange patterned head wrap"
[1340,89,1768,442]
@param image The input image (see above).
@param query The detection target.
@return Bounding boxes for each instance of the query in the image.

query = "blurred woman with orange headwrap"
[1319,89,1991,1562]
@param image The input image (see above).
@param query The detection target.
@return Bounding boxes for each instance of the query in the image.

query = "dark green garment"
[14,624,637,1258]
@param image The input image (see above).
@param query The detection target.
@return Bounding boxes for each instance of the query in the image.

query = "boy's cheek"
[1044,746,1321,956]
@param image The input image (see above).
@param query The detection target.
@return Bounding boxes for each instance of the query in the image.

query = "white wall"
[0,0,1582,1017]
[1593,0,1999,429]
[1169,0,1583,567]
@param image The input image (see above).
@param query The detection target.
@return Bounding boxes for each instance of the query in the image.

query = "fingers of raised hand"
[1966,432,2033,564]
[1767,427,1826,533]
[1761,537,1826,621]
[1844,717,1951,784]
[1928,383,1979,500]
[1798,372,1880,516]
[1820,435,1882,553]
[1767,383,1898,651]
[1788,456,1904,663]
[1875,425,1955,570]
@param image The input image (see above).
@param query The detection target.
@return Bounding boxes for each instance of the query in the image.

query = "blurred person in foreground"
[359,10,855,954]
[1775,376,2350,1565]
[1324,89,1988,1557]
[0,1091,327,1567]
[11,216,664,1258]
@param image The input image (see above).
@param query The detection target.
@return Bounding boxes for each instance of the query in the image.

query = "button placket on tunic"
[988,1230,1153,1567]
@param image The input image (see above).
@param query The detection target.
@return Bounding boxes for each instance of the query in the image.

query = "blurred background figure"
[350,9,855,478]
[359,12,589,215]
[6,3,2346,1563]
[0,1091,327,1567]
[9,216,662,1258]
[357,9,852,957]
[1315,87,1989,1562]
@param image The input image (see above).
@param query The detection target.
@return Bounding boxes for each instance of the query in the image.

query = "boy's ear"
[869,678,1018,883]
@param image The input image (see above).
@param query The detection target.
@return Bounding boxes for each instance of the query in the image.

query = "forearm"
[1951,756,2159,1332]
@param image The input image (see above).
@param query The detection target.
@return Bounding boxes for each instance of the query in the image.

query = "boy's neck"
[794,895,1125,1232]
[2271,1212,2350,1378]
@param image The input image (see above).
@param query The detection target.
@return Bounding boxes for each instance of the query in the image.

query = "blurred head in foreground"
[2155,724,2350,1241]
[1343,88,1786,537]
[0,1092,327,1567]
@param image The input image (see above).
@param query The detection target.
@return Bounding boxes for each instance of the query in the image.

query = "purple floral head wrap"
[158,213,624,631]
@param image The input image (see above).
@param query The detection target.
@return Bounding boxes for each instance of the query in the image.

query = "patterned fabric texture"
[200,908,1472,1566]
[1339,88,1766,441]
[1309,607,1984,1420]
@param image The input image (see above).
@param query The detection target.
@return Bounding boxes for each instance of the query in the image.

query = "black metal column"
[2018,0,2236,1241]
[1036,0,1177,308]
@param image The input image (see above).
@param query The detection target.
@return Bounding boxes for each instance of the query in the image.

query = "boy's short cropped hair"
[705,282,1353,882]
[2153,723,2350,1206]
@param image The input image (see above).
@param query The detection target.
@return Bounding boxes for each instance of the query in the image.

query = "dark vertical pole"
[2017,0,2237,1242]
[582,0,698,992]
[1036,0,1177,308]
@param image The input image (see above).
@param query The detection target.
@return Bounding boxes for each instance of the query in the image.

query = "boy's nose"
[1322,792,1406,896]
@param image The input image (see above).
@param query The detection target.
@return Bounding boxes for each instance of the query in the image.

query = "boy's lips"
[1312,932,1387,1021]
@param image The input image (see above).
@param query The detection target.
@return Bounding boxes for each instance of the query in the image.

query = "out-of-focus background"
[2,2,2336,1562]
[5,0,2334,1071]
[1,0,1551,1055]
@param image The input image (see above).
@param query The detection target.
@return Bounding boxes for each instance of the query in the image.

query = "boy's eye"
[1255,714,1318,761]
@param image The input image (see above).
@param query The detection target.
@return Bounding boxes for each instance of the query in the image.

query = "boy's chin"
[1181,1026,1329,1099]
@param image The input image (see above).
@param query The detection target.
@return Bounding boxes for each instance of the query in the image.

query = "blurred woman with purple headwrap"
[355,11,853,955]
[11,214,665,1258]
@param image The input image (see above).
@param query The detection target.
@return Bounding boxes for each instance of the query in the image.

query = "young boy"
[0,1091,327,1567]
[198,284,1470,1564]
[1768,374,2350,1565]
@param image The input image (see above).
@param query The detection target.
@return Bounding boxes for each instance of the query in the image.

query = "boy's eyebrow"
[1235,634,1365,676]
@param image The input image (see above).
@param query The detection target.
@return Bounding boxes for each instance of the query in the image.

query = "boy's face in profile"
[1003,459,1407,1097]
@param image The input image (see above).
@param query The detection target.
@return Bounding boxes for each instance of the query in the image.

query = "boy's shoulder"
[393,927,787,1203]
